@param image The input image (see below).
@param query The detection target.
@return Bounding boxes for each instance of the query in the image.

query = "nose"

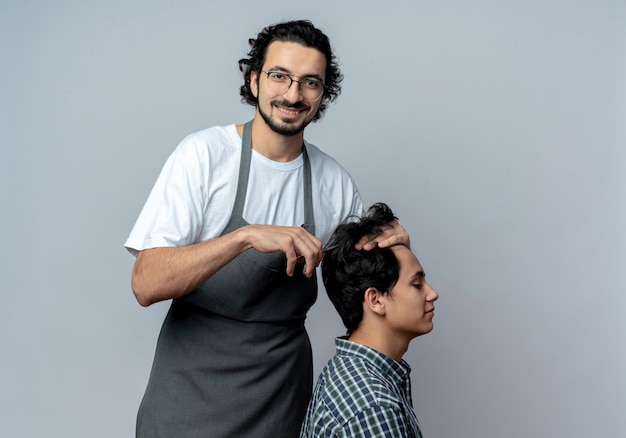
[284,80,304,102]
[426,282,439,302]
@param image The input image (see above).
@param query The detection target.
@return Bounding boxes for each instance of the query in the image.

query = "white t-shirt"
[124,124,364,256]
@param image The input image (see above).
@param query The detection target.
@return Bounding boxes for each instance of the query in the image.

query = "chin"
[270,121,306,136]
[415,325,434,337]
[259,105,314,136]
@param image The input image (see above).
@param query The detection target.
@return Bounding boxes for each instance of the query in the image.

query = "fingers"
[287,227,322,278]
[245,225,322,278]
[354,236,369,251]
[355,220,411,251]
[376,220,410,249]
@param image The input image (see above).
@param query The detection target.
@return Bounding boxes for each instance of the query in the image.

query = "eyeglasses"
[261,71,326,101]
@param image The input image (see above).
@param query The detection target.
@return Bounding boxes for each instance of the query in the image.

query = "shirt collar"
[335,337,412,384]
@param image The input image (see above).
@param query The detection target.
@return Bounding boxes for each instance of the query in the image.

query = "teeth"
[277,106,300,115]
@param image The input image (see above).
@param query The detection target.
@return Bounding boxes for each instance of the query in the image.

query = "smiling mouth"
[276,105,302,115]
[272,100,308,116]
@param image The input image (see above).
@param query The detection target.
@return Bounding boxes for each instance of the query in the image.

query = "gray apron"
[137,121,317,438]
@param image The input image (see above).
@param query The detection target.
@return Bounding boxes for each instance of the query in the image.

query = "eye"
[268,72,287,81]
[302,79,322,89]
[412,283,423,290]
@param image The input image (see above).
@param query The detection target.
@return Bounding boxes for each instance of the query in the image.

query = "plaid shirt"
[300,338,422,438]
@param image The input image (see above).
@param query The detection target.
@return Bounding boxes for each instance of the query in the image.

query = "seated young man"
[300,203,439,438]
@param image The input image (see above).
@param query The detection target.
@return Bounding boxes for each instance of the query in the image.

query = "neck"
[348,326,410,363]
[239,113,304,162]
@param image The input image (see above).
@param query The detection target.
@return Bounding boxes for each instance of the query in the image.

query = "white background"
[1,1,625,437]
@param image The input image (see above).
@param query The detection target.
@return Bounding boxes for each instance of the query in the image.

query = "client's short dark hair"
[322,203,400,336]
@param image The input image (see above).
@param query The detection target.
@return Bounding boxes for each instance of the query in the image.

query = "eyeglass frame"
[260,70,327,101]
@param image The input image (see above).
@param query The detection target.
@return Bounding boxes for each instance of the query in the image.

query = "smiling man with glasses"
[125,20,409,438]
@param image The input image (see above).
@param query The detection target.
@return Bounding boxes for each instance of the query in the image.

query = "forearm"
[131,223,322,306]
[131,228,249,306]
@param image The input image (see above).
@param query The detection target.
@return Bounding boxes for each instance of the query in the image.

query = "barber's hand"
[355,219,410,251]
[242,224,322,277]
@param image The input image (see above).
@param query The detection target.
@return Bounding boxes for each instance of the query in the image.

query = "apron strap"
[301,146,315,234]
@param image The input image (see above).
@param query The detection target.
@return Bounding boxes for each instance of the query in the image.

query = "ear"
[363,287,386,317]
[250,70,259,98]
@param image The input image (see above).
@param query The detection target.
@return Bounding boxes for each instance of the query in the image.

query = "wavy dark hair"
[321,203,400,336]
[238,20,343,122]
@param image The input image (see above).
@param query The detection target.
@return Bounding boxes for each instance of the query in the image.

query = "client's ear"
[363,287,386,316]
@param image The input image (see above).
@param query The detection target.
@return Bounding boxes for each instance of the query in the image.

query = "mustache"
[271,100,309,110]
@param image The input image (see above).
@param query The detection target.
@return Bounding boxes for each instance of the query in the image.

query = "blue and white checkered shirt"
[300,338,422,437]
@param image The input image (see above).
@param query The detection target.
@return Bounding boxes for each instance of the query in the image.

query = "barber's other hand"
[355,219,410,251]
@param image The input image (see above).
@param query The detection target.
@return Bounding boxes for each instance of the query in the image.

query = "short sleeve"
[124,137,208,255]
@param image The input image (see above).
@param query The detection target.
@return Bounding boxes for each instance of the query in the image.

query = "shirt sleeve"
[124,137,208,255]
[337,405,412,438]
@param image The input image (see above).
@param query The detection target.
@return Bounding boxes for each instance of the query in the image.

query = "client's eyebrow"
[410,271,426,281]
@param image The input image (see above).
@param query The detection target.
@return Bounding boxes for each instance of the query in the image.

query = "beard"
[258,99,316,137]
